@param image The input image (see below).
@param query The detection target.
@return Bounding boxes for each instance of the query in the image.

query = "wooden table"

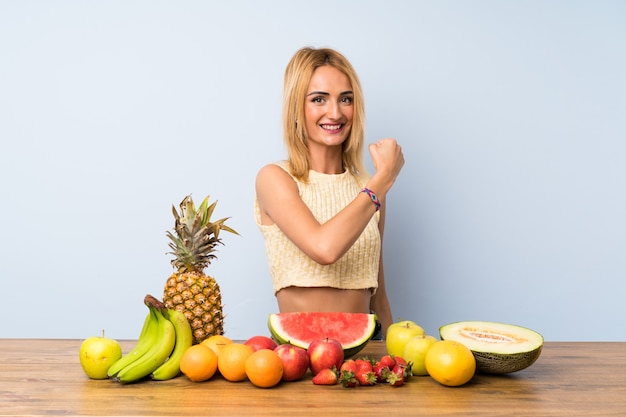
[0,339,624,416]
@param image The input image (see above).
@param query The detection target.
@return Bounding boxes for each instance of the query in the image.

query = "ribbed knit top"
[254,162,381,294]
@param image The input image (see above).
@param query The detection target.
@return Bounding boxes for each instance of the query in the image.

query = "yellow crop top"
[254,162,381,294]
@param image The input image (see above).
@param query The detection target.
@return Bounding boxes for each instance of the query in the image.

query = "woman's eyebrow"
[306,90,354,96]
[307,90,329,97]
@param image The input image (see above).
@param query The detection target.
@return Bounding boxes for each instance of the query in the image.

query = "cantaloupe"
[268,312,377,357]
[439,321,543,374]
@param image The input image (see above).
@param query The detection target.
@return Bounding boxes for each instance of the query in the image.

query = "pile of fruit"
[79,313,473,388]
[80,194,236,383]
[313,351,413,387]
[192,335,411,388]
[80,315,542,389]
[180,334,283,388]
[80,294,194,383]
[386,320,477,387]
[79,194,544,389]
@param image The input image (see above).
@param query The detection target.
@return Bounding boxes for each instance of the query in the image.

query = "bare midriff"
[276,287,371,313]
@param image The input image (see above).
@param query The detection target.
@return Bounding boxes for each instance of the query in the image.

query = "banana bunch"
[108,294,193,384]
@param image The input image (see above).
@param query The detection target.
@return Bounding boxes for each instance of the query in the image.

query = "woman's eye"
[311,96,324,103]
[341,96,353,104]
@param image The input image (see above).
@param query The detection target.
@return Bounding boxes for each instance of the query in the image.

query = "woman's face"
[303,65,354,149]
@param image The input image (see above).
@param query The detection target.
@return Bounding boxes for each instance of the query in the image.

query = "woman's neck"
[308,147,344,174]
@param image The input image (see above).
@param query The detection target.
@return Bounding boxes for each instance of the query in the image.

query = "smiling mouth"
[320,124,342,131]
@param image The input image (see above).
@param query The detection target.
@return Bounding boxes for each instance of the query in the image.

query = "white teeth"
[321,124,341,130]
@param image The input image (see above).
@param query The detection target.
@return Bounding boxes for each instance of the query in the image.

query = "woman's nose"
[327,100,342,120]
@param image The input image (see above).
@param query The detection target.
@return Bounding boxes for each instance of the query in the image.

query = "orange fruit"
[245,349,284,388]
[179,344,218,382]
[425,340,476,387]
[217,343,254,382]
[201,335,233,357]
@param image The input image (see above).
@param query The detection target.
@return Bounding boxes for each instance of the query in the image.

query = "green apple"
[403,335,437,375]
[79,331,122,379]
[386,320,426,358]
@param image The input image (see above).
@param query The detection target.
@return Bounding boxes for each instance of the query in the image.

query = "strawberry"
[312,368,338,385]
[385,364,406,387]
[338,360,358,387]
[394,356,408,367]
[340,359,357,374]
[393,357,413,378]
[338,370,357,388]
[385,370,404,387]
[355,369,377,386]
[352,358,375,386]
[355,358,374,372]
[379,355,396,369]
[373,362,390,382]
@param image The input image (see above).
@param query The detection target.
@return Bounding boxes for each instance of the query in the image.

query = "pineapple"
[163,195,238,344]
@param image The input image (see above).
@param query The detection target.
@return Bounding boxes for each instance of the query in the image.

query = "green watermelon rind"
[268,312,377,358]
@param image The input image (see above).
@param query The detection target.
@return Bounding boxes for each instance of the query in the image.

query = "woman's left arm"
[370,204,393,337]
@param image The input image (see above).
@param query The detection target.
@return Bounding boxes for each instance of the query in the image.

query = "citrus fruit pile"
[180,335,284,388]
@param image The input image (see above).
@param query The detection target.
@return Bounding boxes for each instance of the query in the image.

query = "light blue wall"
[1,1,624,341]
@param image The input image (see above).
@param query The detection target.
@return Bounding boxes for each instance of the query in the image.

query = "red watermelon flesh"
[268,312,377,357]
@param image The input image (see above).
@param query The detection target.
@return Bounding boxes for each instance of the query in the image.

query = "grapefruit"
[425,340,476,387]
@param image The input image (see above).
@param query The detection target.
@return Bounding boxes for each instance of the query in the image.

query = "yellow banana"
[151,309,193,381]
[107,307,158,378]
[116,305,176,383]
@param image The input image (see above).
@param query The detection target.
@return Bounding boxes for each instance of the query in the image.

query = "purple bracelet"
[361,188,381,211]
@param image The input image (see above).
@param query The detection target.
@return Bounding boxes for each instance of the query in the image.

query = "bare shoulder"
[256,163,304,226]
[256,163,287,180]
[256,163,295,190]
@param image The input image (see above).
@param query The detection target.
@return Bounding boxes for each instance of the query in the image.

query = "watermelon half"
[268,312,377,358]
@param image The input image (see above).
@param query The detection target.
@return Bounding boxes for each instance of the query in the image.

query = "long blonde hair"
[282,47,367,183]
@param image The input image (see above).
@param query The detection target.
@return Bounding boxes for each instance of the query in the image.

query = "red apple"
[274,343,310,381]
[308,338,344,375]
[244,335,278,352]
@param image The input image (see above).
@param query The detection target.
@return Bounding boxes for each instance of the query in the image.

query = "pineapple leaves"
[167,195,238,271]
[220,224,239,235]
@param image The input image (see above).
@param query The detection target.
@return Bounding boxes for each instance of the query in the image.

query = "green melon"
[268,312,377,358]
[439,321,543,374]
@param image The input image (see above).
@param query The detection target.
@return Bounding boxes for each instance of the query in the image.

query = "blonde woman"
[255,47,404,338]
